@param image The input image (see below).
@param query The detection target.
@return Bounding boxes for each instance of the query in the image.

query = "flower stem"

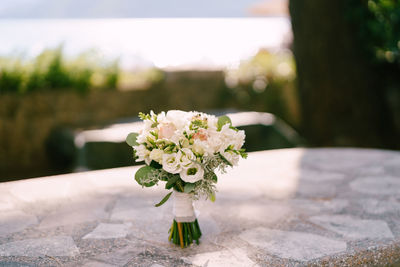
[177,222,184,248]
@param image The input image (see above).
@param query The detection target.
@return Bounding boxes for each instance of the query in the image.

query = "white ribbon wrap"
[173,191,196,222]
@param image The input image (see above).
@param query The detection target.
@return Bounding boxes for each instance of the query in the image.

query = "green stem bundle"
[169,219,202,248]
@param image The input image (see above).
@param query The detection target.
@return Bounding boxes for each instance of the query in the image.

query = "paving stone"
[0,210,38,236]
[0,262,35,267]
[350,176,400,195]
[239,227,347,261]
[81,261,117,267]
[182,248,257,267]
[93,247,143,266]
[237,203,291,224]
[358,199,400,214]
[39,199,109,228]
[150,264,165,267]
[298,169,345,182]
[296,183,337,198]
[196,213,220,241]
[291,199,348,214]
[300,149,388,171]
[0,236,79,257]
[83,223,131,239]
[309,215,394,240]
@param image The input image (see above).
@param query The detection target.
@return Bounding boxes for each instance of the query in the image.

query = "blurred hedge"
[0,50,299,181]
[0,47,119,94]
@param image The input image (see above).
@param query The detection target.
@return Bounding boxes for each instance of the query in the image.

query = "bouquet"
[126,110,247,248]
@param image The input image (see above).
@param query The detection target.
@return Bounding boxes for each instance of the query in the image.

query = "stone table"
[1,148,400,266]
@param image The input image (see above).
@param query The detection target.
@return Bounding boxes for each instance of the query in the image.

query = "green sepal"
[126,132,139,146]
[155,191,173,207]
[184,183,195,193]
[165,175,179,189]
[217,115,232,131]
[135,165,157,187]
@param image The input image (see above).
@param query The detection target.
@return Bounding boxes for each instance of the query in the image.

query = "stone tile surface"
[183,248,258,267]
[0,210,38,236]
[1,148,400,266]
[83,223,131,239]
[239,227,347,261]
[350,176,400,195]
[0,236,79,257]
[309,215,394,240]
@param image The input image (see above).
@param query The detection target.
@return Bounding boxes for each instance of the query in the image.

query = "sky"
[0,0,266,18]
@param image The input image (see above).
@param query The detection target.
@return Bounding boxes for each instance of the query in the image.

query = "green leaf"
[126,132,139,146]
[135,166,157,187]
[209,192,216,202]
[155,191,173,207]
[150,160,162,169]
[165,175,179,189]
[217,115,232,131]
[211,173,218,182]
[184,183,195,193]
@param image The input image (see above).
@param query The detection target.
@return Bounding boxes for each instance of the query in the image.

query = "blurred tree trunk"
[289,0,397,148]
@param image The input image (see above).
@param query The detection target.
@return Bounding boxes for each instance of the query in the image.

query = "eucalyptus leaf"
[135,165,157,187]
[126,132,139,146]
[217,115,232,131]
[165,175,179,189]
[155,191,173,207]
[184,183,195,193]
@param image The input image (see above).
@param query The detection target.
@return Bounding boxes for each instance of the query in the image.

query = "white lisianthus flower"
[149,148,163,163]
[162,153,181,174]
[178,148,196,168]
[180,162,204,183]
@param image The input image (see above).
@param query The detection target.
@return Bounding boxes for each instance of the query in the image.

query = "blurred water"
[0,18,291,69]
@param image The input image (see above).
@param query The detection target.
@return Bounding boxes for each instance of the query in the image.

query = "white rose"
[180,162,204,183]
[162,153,181,174]
[149,148,163,163]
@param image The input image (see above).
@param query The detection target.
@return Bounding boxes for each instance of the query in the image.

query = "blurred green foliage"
[349,0,400,64]
[0,46,119,94]
[224,50,300,127]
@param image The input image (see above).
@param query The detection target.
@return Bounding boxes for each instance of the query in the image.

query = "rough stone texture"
[83,223,131,239]
[350,176,400,195]
[239,227,347,261]
[309,215,394,240]
[0,236,79,257]
[358,198,400,214]
[0,148,400,266]
[0,210,38,236]
[182,248,258,267]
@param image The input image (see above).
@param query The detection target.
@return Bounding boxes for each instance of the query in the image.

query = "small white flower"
[162,153,181,174]
[180,162,204,183]
[149,148,163,163]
